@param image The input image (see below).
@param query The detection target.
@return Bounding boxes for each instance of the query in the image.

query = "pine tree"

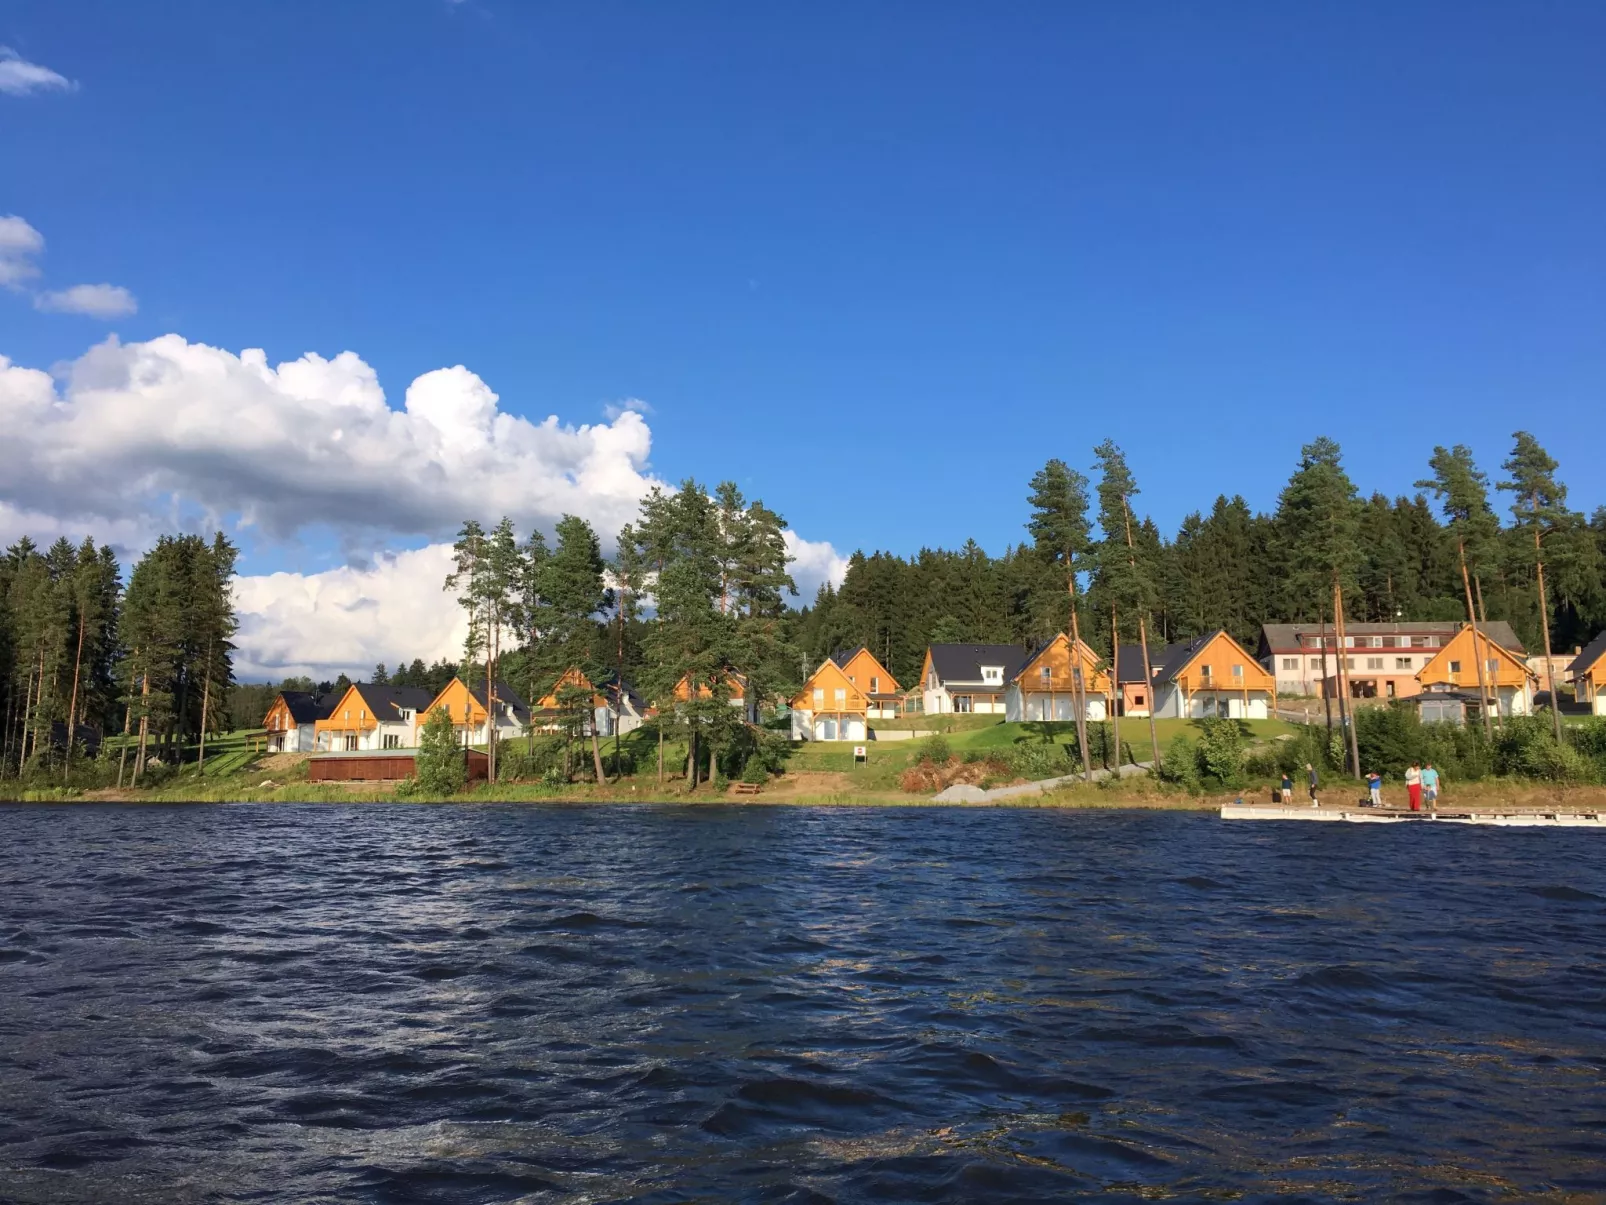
[538,515,613,782]
[1092,441,1161,769]
[1025,458,1095,779]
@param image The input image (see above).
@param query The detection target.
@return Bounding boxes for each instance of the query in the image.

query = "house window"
[344,735,358,751]
[813,688,824,707]
[1282,658,1299,670]
[1132,692,1145,707]
[1199,665,1212,680]
[1366,657,1383,670]
[870,676,879,693]
[1345,658,1355,670]
[1371,637,1384,648]
[382,733,400,750]
[1449,660,1462,674]
[955,695,973,713]
[1041,666,1053,683]
[1309,657,1322,669]
[1395,657,1413,670]
[1232,664,1244,678]
[981,666,1003,685]
[1487,659,1499,673]
[834,688,846,706]
[1382,636,1397,648]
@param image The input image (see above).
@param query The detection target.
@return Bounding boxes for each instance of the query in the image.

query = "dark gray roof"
[830,646,867,669]
[278,690,338,725]
[1114,644,1152,685]
[593,671,647,714]
[353,684,435,720]
[1569,630,1606,678]
[468,679,531,723]
[1259,620,1526,656]
[926,643,1029,685]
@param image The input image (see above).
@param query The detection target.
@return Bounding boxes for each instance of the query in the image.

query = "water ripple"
[0,803,1603,1202]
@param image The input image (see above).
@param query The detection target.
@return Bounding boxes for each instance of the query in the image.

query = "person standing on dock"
[1366,770,1383,808]
[1406,762,1422,811]
[1280,771,1293,804]
[1421,763,1440,809]
[1306,763,1319,808]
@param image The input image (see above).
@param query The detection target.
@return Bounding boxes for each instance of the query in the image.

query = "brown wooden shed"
[307,749,489,783]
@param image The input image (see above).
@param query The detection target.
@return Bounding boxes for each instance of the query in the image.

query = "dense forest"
[795,434,1606,690]
[3,429,1603,784]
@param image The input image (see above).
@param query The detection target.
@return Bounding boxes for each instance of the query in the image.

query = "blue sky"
[4,1,1605,583]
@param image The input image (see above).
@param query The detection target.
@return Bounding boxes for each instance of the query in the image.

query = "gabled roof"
[469,679,531,723]
[1569,630,1606,679]
[1114,644,1155,685]
[358,684,436,719]
[831,646,902,695]
[1260,620,1526,655]
[925,643,1029,686]
[830,646,868,669]
[592,670,647,714]
[278,690,337,725]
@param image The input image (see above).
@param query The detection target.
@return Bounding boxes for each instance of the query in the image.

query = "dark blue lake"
[1,804,1603,1203]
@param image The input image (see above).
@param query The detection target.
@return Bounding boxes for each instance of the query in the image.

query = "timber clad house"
[672,671,761,724]
[312,684,434,752]
[1415,628,1537,717]
[920,644,1030,715]
[832,647,903,719]
[425,677,531,746]
[263,690,337,752]
[528,667,648,737]
[1139,630,1276,719]
[1570,632,1606,716]
[1003,634,1110,722]
[1257,621,1526,701]
[790,658,870,742]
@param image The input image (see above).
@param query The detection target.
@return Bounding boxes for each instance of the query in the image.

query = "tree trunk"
[133,670,151,785]
[64,613,87,783]
[1068,600,1092,782]
[116,695,133,789]
[1137,615,1160,769]
[687,728,698,790]
[1459,543,1494,741]
[591,722,607,784]
[1333,581,1361,778]
[1534,542,1563,742]
[1319,605,1333,735]
[1121,499,1161,769]
[657,725,664,786]
[708,739,717,787]
[197,643,213,773]
[18,657,36,774]
[1109,604,1123,771]
[485,621,497,786]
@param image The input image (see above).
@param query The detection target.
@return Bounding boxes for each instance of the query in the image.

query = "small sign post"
[853,745,867,763]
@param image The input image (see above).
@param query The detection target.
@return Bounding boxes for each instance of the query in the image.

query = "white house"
[1003,634,1110,722]
[919,643,1029,715]
[313,684,436,751]
[262,690,337,753]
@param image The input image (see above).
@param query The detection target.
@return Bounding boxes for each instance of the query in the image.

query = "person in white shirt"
[1405,762,1422,812]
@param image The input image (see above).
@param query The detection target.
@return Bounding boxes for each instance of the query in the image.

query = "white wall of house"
[1156,686,1269,720]
[269,723,317,753]
[789,710,867,742]
[593,705,645,737]
[1004,686,1106,722]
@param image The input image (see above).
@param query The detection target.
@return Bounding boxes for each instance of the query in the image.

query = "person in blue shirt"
[1280,771,1293,804]
[1367,770,1383,807]
[1421,763,1441,808]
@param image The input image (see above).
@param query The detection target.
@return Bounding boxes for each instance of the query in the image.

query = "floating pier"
[1220,803,1605,827]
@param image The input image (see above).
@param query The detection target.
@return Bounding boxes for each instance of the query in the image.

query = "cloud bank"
[34,283,138,317]
[0,333,848,678]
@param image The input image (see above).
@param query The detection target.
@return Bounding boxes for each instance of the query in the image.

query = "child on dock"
[1280,771,1293,804]
[1406,762,1422,811]
[1367,770,1383,808]
[1421,763,1440,809]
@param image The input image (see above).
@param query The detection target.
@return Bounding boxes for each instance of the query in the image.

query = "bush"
[918,735,950,765]
[1159,735,1201,791]
[1496,716,1593,782]
[1006,740,1067,780]
[1354,706,1428,779]
[413,707,466,795]
[1195,718,1248,788]
[740,757,769,785]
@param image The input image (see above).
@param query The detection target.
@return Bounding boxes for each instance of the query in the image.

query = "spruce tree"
[1092,441,1161,769]
[1025,457,1095,779]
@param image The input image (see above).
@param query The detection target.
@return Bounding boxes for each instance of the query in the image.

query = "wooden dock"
[1221,802,1605,827]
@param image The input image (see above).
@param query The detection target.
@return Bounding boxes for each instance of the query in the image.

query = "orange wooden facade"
[672,672,747,703]
[263,696,299,737]
[1416,626,1535,692]
[836,648,901,698]
[1015,634,1111,697]
[313,684,385,746]
[1168,631,1276,710]
[534,666,603,710]
[792,659,871,718]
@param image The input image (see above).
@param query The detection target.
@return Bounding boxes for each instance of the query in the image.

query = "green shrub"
[740,757,769,785]
[919,735,950,765]
[1496,716,1593,782]
[1006,741,1067,780]
[1195,718,1247,788]
[413,707,466,795]
[1159,735,1201,791]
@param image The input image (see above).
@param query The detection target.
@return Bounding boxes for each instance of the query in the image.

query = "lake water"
[1,804,1603,1203]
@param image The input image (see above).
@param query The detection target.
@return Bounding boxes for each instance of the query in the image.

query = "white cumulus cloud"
[1,332,851,678]
[0,215,44,288]
[0,47,75,97]
[33,282,138,318]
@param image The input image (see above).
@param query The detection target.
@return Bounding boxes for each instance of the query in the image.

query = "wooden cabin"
[1416,625,1537,717]
[1569,632,1606,716]
[263,689,336,752]
[790,658,870,742]
[527,667,645,737]
[422,677,532,745]
[831,647,903,719]
[671,671,760,723]
[1148,630,1276,719]
[1004,634,1110,722]
[312,683,434,752]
